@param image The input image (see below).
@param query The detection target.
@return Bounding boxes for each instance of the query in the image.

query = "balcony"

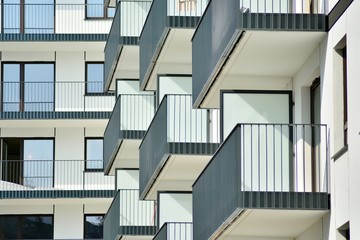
[139,0,207,91]
[103,94,156,175]
[0,160,115,199]
[0,3,113,42]
[153,222,193,240]
[139,94,219,199]
[104,0,152,91]
[192,0,328,108]
[104,189,157,240]
[0,81,115,120]
[193,123,329,240]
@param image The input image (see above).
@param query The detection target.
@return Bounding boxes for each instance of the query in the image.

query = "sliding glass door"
[2,63,55,112]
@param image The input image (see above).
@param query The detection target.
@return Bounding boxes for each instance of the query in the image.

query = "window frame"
[83,214,105,239]
[0,214,54,239]
[1,62,56,112]
[84,137,104,172]
[1,0,55,34]
[85,0,115,19]
[85,62,105,95]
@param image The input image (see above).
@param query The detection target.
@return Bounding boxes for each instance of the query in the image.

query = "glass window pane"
[0,215,53,239]
[24,64,54,111]
[86,0,104,18]
[25,0,54,33]
[107,7,115,17]
[84,215,104,239]
[86,63,104,93]
[3,0,21,33]
[23,139,54,188]
[3,64,20,111]
[86,139,103,170]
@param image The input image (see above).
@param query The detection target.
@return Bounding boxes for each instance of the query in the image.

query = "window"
[0,215,53,239]
[1,63,55,112]
[86,0,115,19]
[84,215,104,239]
[1,138,54,188]
[2,0,54,33]
[85,138,103,171]
[85,62,104,94]
[333,36,347,154]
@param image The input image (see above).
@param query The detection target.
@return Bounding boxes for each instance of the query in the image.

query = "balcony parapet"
[0,159,115,199]
[193,123,329,239]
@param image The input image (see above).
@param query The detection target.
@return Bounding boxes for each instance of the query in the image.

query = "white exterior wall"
[158,75,192,103]
[116,169,139,190]
[158,193,192,228]
[54,204,83,239]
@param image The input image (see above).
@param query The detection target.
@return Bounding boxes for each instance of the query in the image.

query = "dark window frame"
[85,62,105,95]
[1,137,55,188]
[0,214,54,239]
[1,0,56,34]
[84,137,104,172]
[85,0,115,19]
[342,46,348,146]
[83,214,104,239]
[0,62,56,112]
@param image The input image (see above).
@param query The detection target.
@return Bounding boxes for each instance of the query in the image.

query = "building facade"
[0,0,358,239]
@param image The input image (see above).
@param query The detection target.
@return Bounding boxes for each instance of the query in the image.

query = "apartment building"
[102,0,359,239]
[0,0,357,239]
[0,0,116,239]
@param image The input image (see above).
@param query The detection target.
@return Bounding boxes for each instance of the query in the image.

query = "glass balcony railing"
[0,159,115,198]
[104,189,157,239]
[0,81,115,113]
[1,3,113,34]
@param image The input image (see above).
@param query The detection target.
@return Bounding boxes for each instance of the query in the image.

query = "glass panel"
[25,0,55,33]
[0,215,53,239]
[84,215,104,239]
[23,139,53,188]
[24,64,54,111]
[3,0,21,33]
[107,6,115,17]
[86,139,103,170]
[2,64,21,111]
[86,63,104,93]
[86,0,104,18]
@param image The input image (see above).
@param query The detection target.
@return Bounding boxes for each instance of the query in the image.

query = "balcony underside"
[215,208,329,240]
[142,143,218,200]
[0,189,115,199]
[198,30,326,108]
[141,28,194,91]
[106,136,144,175]
[106,44,140,91]
[0,197,112,206]
[119,235,154,240]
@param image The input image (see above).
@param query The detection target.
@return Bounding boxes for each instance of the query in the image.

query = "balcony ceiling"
[145,28,194,90]
[108,139,141,175]
[201,31,326,108]
[218,209,329,239]
[145,155,211,200]
[110,46,141,90]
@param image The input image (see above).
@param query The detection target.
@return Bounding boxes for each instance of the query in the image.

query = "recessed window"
[85,138,103,171]
[84,214,104,239]
[85,62,104,94]
[0,215,53,239]
[86,0,115,19]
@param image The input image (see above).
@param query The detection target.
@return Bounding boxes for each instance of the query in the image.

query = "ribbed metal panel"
[193,124,330,240]
[0,111,111,119]
[0,33,108,41]
[139,0,205,90]
[192,0,327,107]
[104,190,157,240]
[0,189,115,199]
[153,222,193,240]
